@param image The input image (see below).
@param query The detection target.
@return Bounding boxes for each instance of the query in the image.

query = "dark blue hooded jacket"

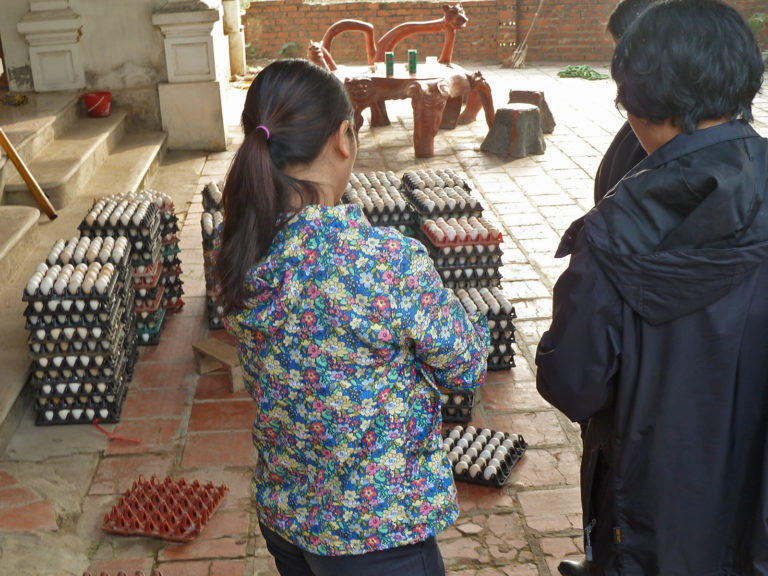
[537,120,768,575]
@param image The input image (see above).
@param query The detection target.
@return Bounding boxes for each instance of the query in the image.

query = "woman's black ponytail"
[215,59,354,314]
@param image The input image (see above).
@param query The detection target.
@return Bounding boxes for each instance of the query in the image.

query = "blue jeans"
[259,522,446,576]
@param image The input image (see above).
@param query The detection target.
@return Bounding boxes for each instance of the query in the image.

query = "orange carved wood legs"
[458,71,495,127]
[407,80,449,157]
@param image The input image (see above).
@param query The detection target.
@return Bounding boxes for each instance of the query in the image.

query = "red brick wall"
[243,0,768,64]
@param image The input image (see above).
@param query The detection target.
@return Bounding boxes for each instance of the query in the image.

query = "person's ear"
[336,120,354,160]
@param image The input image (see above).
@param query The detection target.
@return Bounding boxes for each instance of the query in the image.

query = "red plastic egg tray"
[102,475,228,542]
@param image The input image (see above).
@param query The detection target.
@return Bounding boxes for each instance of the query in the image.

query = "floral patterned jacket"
[224,203,490,556]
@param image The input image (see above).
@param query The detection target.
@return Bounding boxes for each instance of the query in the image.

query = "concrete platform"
[0,66,765,576]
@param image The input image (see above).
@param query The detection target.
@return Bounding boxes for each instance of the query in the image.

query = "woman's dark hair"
[607,0,656,41]
[215,58,354,314]
[611,0,764,133]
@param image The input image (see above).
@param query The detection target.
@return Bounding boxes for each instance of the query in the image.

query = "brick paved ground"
[1,64,766,576]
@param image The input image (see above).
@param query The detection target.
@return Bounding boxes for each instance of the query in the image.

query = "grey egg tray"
[34,379,128,426]
[202,180,225,212]
[430,250,503,269]
[30,331,128,376]
[23,261,131,308]
[440,269,502,290]
[25,301,123,342]
[78,203,161,239]
[441,391,475,423]
[442,425,527,487]
[207,299,225,330]
[137,305,166,346]
[136,304,165,334]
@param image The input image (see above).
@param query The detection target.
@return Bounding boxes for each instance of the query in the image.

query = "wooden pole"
[0,127,57,220]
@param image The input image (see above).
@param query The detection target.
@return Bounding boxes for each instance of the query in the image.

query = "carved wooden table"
[337,61,495,158]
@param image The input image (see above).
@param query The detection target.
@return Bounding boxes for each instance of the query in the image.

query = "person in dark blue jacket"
[537,1,768,575]
[592,0,653,206]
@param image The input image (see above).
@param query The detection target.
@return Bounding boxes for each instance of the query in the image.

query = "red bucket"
[83,91,112,117]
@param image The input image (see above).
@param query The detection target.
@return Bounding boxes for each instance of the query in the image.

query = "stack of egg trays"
[201,180,225,330]
[343,171,415,233]
[417,217,504,290]
[79,200,162,269]
[79,194,169,345]
[455,286,517,370]
[133,254,166,345]
[439,388,475,424]
[122,287,139,382]
[401,168,484,221]
[23,243,134,425]
[143,188,185,313]
[441,425,528,487]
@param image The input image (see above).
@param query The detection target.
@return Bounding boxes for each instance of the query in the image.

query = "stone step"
[80,129,167,199]
[0,92,79,165]
[0,206,40,454]
[0,206,40,288]
[3,107,128,209]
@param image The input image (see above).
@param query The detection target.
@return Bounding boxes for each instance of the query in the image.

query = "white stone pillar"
[153,0,228,151]
[16,0,85,92]
[222,0,246,77]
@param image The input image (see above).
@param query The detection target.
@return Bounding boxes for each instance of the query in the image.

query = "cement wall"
[0,0,230,131]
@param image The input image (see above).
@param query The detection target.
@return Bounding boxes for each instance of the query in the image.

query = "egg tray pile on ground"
[417,216,504,290]
[201,180,225,330]
[147,189,185,314]
[342,171,416,233]
[442,425,527,487]
[79,193,169,346]
[439,286,516,423]
[102,474,228,543]
[22,236,138,426]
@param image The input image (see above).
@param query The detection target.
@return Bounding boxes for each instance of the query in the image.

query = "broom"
[503,0,545,69]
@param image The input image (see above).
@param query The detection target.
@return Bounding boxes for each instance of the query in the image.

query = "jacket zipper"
[585,518,597,561]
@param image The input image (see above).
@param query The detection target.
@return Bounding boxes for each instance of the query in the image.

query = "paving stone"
[119,388,189,420]
[130,361,198,390]
[181,430,255,469]
[188,399,255,432]
[104,418,182,456]
[508,448,581,489]
[89,454,172,496]
[517,487,582,532]
[159,536,247,561]
[0,500,57,531]
[86,557,155,576]
[0,532,90,574]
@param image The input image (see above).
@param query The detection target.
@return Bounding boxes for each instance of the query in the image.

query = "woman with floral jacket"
[214,59,490,576]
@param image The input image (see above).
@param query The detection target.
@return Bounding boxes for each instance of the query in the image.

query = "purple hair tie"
[255,125,270,141]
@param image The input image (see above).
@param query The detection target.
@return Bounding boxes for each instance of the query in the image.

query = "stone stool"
[481,103,546,158]
[508,90,555,134]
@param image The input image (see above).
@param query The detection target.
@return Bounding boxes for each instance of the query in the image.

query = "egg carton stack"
[456,287,516,370]
[401,168,484,222]
[142,189,185,314]
[80,194,166,346]
[343,171,415,233]
[419,216,503,290]
[22,236,136,425]
[442,425,527,487]
[201,180,225,329]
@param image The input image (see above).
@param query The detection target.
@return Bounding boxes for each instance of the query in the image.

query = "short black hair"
[607,0,656,41]
[611,0,764,133]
